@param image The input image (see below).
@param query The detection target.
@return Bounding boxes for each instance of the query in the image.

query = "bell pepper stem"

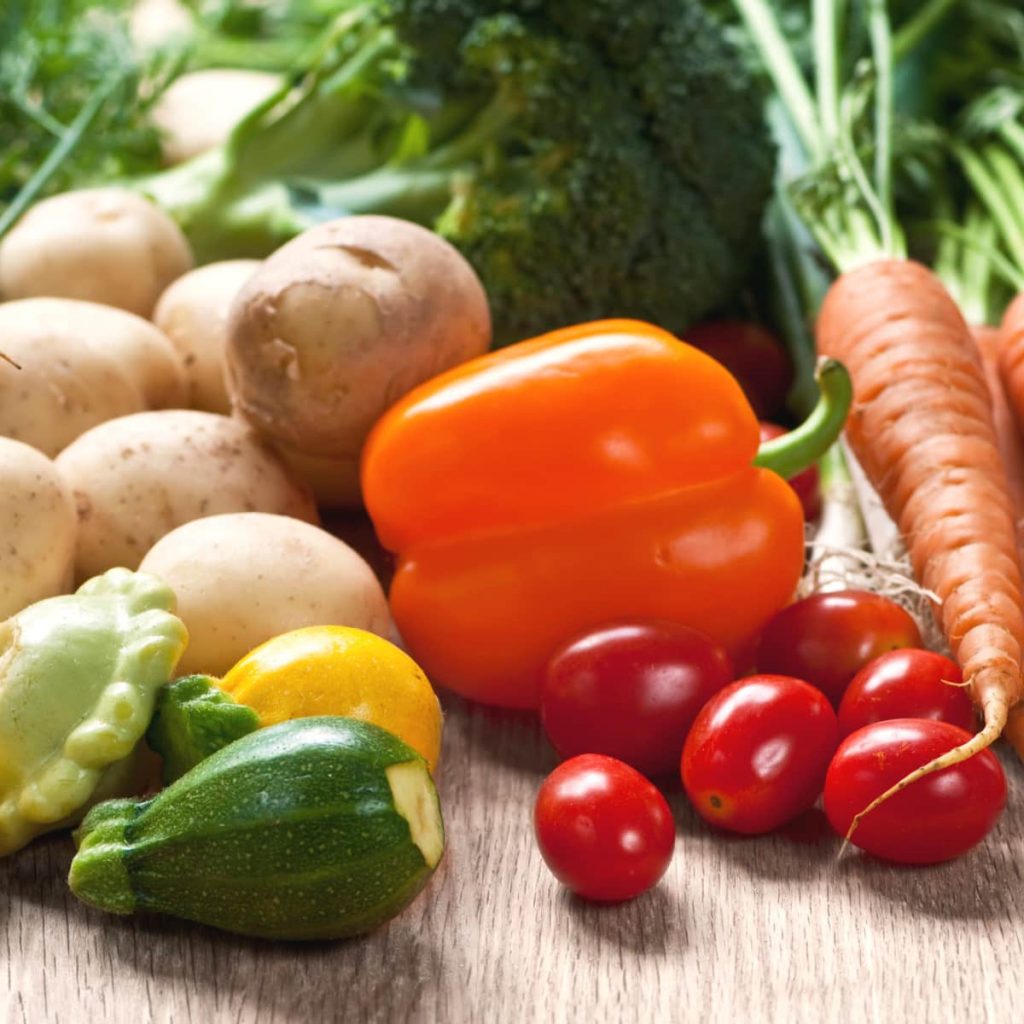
[754,357,852,479]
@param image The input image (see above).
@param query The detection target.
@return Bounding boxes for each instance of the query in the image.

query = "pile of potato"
[0,186,491,668]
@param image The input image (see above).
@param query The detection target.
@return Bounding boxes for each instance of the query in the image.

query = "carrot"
[737,0,1024,836]
[998,294,1024,437]
[818,261,1024,823]
[974,322,1024,528]
[990,297,1024,758]
[937,237,1024,760]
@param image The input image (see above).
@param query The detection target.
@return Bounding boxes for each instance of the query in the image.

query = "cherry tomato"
[823,719,1006,864]
[541,620,734,777]
[756,591,923,706]
[534,754,675,901]
[837,649,974,737]
[759,422,821,521]
[685,320,792,419]
[681,675,839,834]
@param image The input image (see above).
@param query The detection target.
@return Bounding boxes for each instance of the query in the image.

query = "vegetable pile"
[1,0,775,344]
[3,0,1024,942]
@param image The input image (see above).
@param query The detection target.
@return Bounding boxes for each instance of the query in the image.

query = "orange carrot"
[818,260,1024,822]
[998,293,1024,438]
[989,296,1024,758]
[736,0,1024,828]
[973,323,1024,529]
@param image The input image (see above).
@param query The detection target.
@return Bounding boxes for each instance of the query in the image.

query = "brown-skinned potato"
[153,260,261,414]
[55,410,318,582]
[226,215,491,506]
[0,438,77,618]
[139,512,391,676]
[0,298,187,455]
[0,188,193,316]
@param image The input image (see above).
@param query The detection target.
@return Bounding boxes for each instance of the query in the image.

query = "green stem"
[766,189,833,418]
[958,143,1024,278]
[301,88,517,222]
[868,0,897,254]
[931,220,1024,294]
[934,203,1000,327]
[732,0,822,159]
[985,145,1024,259]
[892,0,957,62]
[0,71,123,240]
[9,95,66,137]
[1000,121,1024,169]
[813,0,843,146]
[755,358,853,478]
[964,226,998,325]
[300,165,454,221]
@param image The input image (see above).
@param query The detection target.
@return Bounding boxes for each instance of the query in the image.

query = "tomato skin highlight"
[533,754,675,902]
[755,590,923,706]
[837,649,974,737]
[823,719,1006,864]
[758,422,822,521]
[541,621,734,777]
[681,675,840,835]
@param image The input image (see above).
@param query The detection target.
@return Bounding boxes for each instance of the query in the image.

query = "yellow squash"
[218,626,443,771]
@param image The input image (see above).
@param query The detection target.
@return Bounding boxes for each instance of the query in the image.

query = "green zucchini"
[68,717,445,940]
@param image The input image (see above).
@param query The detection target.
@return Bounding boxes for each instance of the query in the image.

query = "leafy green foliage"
[0,0,169,214]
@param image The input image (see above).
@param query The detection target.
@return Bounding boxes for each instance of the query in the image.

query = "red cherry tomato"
[759,422,822,521]
[837,649,974,737]
[533,754,675,901]
[823,719,1006,864]
[756,591,923,706]
[541,620,734,776]
[685,320,792,419]
[681,675,839,834]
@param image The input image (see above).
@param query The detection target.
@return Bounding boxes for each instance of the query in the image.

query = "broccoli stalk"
[132,0,776,343]
[138,4,414,255]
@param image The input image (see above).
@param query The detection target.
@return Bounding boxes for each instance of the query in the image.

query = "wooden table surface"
[3,690,1023,1024]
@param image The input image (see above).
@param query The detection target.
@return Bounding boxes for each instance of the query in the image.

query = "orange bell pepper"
[362,320,850,709]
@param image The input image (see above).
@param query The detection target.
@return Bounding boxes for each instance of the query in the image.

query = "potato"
[151,70,282,165]
[276,448,361,509]
[153,260,260,413]
[4,297,185,406]
[56,410,318,581]
[0,438,76,619]
[227,215,491,505]
[130,0,194,51]
[0,298,187,455]
[0,331,144,458]
[0,188,193,316]
[139,512,391,676]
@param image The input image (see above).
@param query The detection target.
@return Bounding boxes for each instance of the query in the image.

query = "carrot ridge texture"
[995,293,1024,757]
[998,292,1024,439]
[817,260,1024,820]
[972,323,1024,532]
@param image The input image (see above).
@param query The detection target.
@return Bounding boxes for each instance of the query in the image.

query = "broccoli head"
[140,0,775,343]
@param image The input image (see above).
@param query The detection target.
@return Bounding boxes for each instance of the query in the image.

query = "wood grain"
[2,692,1023,1024]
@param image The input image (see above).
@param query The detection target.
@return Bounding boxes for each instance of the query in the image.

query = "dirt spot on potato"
[74,490,93,521]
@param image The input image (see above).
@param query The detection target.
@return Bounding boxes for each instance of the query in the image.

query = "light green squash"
[0,568,188,855]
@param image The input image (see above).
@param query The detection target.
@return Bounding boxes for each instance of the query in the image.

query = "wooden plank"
[3,694,1022,1024]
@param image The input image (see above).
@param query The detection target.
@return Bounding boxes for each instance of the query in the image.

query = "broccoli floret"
[139,0,775,342]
